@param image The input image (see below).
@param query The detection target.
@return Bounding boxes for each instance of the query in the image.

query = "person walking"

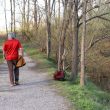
[2,32,23,86]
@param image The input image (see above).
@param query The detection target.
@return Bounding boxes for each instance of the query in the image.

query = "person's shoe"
[15,81,19,85]
[10,83,16,87]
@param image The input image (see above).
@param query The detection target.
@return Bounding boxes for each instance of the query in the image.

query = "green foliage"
[0,53,3,63]
[0,39,5,63]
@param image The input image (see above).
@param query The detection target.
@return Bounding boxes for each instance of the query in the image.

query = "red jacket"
[3,39,22,60]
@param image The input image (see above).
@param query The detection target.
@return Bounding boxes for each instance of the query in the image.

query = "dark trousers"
[7,60,19,84]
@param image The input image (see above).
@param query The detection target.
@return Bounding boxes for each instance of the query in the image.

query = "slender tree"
[10,0,13,32]
[4,0,8,35]
[58,0,74,71]
[57,0,61,70]
[22,0,26,34]
[27,0,30,24]
[80,0,87,86]
[70,0,79,81]
[13,0,16,33]
[45,0,52,59]
[34,0,37,28]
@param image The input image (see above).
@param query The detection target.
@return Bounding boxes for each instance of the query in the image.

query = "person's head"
[8,32,16,40]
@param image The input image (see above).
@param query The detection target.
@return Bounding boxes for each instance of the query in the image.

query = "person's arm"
[2,50,5,59]
[18,40,24,56]
[2,43,6,59]
[19,48,24,56]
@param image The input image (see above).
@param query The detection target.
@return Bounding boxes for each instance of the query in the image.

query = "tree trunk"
[70,0,79,81]
[34,0,37,28]
[4,0,8,35]
[27,0,30,30]
[10,0,13,32]
[22,0,26,34]
[58,0,73,71]
[58,0,68,71]
[45,0,51,59]
[13,0,16,33]
[57,0,61,70]
[80,0,87,86]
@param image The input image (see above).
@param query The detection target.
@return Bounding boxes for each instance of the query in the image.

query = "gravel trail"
[0,55,72,110]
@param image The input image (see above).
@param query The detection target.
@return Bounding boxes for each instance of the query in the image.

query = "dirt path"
[0,54,72,110]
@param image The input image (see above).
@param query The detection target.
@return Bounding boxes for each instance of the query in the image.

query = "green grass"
[0,38,5,63]
[55,80,110,110]
[24,43,110,110]
[0,53,3,63]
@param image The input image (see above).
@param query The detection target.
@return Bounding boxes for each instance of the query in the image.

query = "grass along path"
[0,46,4,64]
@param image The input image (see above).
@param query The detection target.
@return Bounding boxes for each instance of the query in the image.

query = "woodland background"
[1,0,110,91]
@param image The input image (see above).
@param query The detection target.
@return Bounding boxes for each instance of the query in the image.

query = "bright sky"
[0,0,45,32]
[0,0,10,31]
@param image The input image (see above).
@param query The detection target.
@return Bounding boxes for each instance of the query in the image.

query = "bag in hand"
[16,55,26,68]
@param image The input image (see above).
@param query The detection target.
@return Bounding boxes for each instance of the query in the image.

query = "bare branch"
[50,0,55,16]
[87,1,110,13]
[86,35,110,52]
[97,16,110,22]
[78,35,110,58]
[79,12,110,26]
[79,1,110,21]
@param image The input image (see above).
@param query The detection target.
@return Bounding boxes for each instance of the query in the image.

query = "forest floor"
[0,54,73,110]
